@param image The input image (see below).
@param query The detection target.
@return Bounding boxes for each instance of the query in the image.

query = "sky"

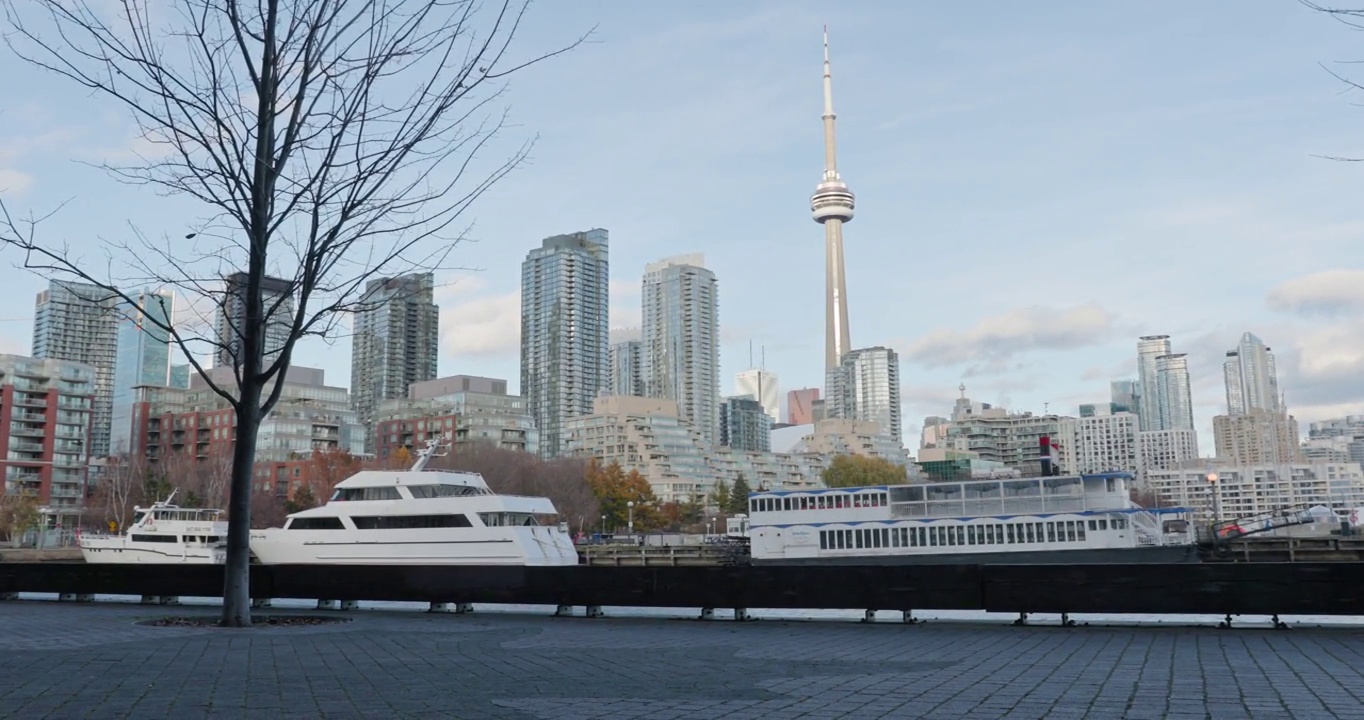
[1,1,1363,455]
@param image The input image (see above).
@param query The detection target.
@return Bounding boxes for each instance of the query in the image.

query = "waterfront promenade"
[2,602,1363,719]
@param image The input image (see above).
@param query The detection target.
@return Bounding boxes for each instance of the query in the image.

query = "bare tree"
[430,443,600,534]
[1304,3,1364,159]
[0,0,584,626]
[88,454,151,532]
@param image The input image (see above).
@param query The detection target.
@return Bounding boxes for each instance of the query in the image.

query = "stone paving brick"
[2,601,1364,718]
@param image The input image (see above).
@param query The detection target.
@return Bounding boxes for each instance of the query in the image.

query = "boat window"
[206,536,221,543]
[129,534,177,543]
[133,511,147,525]
[899,528,908,547]
[1066,522,1077,542]
[409,484,481,499]
[1077,523,1087,541]
[1099,519,1108,530]
[1047,523,1056,542]
[1114,517,1127,530]
[890,529,900,548]
[288,517,346,530]
[784,498,792,511]
[1088,520,1097,531]
[479,512,539,527]
[352,514,473,530]
[819,531,828,550]
[332,486,402,502]
[1023,524,1033,543]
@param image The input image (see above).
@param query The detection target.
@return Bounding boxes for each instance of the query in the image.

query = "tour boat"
[248,438,580,566]
[746,471,1197,564]
[78,491,227,564]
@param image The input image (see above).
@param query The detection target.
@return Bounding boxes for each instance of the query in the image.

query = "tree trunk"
[221,392,262,627]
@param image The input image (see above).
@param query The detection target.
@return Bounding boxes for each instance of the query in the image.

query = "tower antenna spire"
[812,26,855,384]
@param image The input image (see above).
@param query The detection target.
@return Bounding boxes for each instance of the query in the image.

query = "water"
[16,593,1364,629]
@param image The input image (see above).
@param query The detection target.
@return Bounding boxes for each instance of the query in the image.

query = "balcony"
[14,411,46,423]
[9,424,45,437]
[9,440,44,453]
[13,395,48,408]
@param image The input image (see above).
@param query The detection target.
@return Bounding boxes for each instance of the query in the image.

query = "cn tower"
[811,26,855,377]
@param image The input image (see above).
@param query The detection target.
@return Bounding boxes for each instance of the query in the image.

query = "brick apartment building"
[0,355,96,507]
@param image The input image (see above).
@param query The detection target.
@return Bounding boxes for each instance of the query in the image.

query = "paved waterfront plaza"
[2,601,1363,719]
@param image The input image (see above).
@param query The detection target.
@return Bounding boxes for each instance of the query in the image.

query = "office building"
[215,272,295,368]
[1110,379,1140,415]
[349,273,440,453]
[1213,409,1302,466]
[609,339,644,397]
[720,395,772,453]
[1137,428,1200,475]
[1146,462,1364,522]
[375,375,536,459]
[0,355,96,506]
[110,289,174,455]
[1224,332,1281,416]
[641,254,720,446]
[828,346,902,445]
[1058,410,1139,476]
[169,364,191,390]
[735,368,779,424]
[520,229,610,457]
[787,388,820,425]
[32,280,120,458]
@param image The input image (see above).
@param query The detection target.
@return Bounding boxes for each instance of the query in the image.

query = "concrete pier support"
[553,604,573,617]
[585,605,603,618]
[699,607,715,620]
[339,600,360,611]
[901,610,921,624]
[861,609,877,623]
[252,598,273,609]
[316,599,339,610]
[734,608,751,622]
[58,593,93,603]
[0,592,17,601]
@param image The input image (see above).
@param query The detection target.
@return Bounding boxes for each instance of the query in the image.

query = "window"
[1047,523,1056,542]
[130,534,177,543]
[409,485,482,499]
[352,514,473,530]
[332,486,402,502]
[1077,522,1087,541]
[1025,524,1035,543]
[1007,525,1016,544]
[288,516,346,530]
[899,528,909,547]
[855,530,865,549]
[1099,519,1108,530]
[1088,520,1097,531]
[820,531,829,550]
[479,512,539,527]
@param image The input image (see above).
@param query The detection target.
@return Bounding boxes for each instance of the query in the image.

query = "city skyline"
[3,3,1363,454]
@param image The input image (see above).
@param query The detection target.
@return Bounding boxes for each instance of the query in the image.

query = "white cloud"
[439,278,643,360]
[0,168,32,194]
[900,303,1115,368]
[1267,270,1364,317]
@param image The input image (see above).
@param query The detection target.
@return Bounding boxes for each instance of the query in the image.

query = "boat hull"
[751,544,1200,566]
[79,540,225,565]
[249,527,580,566]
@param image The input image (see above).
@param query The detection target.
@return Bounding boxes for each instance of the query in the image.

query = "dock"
[1203,535,1364,563]
[581,543,749,566]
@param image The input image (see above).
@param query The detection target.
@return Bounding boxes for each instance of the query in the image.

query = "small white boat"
[79,490,227,564]
[249,438,580,566]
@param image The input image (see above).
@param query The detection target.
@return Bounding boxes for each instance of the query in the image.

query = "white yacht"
[249,439,580,566]
[747,472,1198,565]
[79,491,227,564]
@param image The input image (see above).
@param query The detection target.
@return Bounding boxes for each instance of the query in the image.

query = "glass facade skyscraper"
[520,229,610,458]
[1155,353,1195,432]
[109,289,174,455]
[829,346,902,445]
[641,254,719,446]
[609,339,644,397]
[1224,332,1281,416]
[350,272,440,453]
[32,279,121,458]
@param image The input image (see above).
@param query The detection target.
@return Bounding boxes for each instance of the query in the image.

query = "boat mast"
[410,435,449,472]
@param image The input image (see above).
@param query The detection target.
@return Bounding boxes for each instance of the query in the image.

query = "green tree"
[821,455,907,489]
[728,474,752,515]
[710,480,731,515]
[285,485,319,514]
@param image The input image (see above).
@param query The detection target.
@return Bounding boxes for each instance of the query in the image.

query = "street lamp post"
[1206,472,1222,527]
[627,500,635,537]
[600,514,606,537]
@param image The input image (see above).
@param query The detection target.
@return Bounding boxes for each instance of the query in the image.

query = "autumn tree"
[0,0,583,626]
[298,448,364,503]
[729,474,752,515]
[821,455,908,489]
[585,461,662,533]
[88,454,152,532]
[0,492,42,546]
